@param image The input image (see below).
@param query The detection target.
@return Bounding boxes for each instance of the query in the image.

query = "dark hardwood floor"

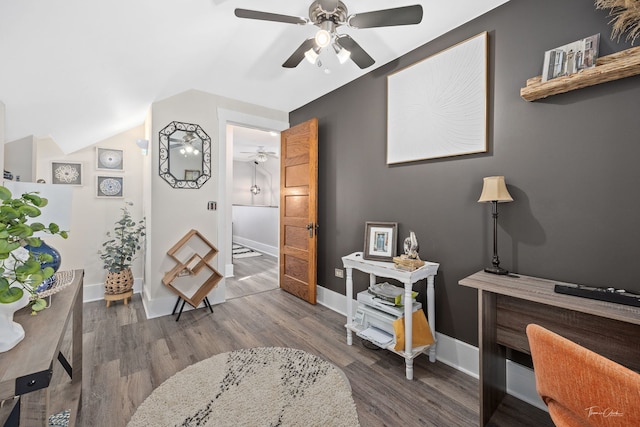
[75,257,552,426]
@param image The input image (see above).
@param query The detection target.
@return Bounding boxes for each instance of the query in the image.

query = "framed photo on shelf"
[51,161,83,185]
[541,34,600,82]
[96,176,124,198]
[96,147,124,171]
[363,221,398,261]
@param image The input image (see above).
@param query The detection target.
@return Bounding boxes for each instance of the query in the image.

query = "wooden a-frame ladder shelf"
[521,45,640,101]
[162,229,223,321]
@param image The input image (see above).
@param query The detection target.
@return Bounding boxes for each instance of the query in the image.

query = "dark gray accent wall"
[290,0,640,346]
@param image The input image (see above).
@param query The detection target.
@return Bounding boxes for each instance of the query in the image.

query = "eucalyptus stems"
[99,202,145,273]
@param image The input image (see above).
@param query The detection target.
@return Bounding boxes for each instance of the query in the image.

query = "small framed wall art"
[363,221,398,261]
[96,147,124,171]
[96,176,124,198]
[51,161,83,185]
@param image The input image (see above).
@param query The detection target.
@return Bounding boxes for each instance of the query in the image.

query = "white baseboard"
[140,281,227,320]
[83,278,144,302]
[232,236,278,258]
[317,284,547,412]
[225,263,234,278]
[84,277,227,320]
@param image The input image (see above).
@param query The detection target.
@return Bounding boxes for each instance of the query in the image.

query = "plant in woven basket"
[0,185,68,314]
[99,202,145,295]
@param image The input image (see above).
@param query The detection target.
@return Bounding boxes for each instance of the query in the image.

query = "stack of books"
[392,255,425,271]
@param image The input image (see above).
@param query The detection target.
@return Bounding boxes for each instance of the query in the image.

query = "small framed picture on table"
[363,221,398,261]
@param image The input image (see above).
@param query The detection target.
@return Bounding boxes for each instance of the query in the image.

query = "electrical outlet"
[335,268,344,278]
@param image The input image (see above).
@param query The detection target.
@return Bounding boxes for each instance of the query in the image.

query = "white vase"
[0,290,31,353]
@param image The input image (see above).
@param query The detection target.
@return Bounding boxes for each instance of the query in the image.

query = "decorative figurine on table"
[403,231,420,260]
[393,231,425,271]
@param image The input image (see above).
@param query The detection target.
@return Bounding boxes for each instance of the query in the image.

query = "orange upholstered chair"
[526,324,640,427]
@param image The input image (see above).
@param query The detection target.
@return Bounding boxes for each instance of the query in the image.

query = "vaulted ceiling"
[0,0,509,154]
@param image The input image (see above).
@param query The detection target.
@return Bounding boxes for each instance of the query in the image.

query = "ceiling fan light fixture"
[304,47,320,64]
[315,28,332,47]
[185,144,194,153]
[256,152,268,163]
[333,42,351,64]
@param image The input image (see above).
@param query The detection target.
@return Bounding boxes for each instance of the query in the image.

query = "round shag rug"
[128,347,360,427]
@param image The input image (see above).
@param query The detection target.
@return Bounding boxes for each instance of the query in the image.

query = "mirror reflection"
[159,121,211,189]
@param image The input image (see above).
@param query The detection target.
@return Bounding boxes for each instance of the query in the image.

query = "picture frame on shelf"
[96,176,124,198]
[51,161,83,185]
[96,147,124,171]
[387,32,488,164]
[363,221,398,261]
[541,34,600,82]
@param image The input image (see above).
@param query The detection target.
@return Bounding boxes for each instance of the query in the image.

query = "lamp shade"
[478,176,513,203]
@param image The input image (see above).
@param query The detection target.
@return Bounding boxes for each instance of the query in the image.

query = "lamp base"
[484,266,509,275]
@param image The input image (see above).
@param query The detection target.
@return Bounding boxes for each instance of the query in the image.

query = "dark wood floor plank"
[75,255,552,427]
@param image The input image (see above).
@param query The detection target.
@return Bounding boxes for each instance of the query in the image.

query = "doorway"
[218,108,289,302]
[228,125,280,300]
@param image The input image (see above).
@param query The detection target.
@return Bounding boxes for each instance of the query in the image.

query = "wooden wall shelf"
[520,45,640,101]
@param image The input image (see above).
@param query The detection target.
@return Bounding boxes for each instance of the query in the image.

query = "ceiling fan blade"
[336,35,375,69]
[348,5,423,29]
[234,8,308,25]
[282,38,316,68]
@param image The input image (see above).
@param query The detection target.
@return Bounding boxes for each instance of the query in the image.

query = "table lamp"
[478,176,513,275]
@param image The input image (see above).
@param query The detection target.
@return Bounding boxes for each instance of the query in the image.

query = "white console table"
[342,252,439,380]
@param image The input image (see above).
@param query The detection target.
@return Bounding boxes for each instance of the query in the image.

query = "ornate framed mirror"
[159,121,211,189]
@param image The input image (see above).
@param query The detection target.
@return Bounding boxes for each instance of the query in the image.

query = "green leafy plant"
[99,202,145,273]
[0,186,68,313]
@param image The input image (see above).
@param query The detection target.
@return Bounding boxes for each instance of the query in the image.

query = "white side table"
[342,252,439,380]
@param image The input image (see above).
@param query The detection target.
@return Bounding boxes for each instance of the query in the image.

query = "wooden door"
[279,118,318,304]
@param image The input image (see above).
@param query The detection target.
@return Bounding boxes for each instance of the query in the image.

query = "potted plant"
[0,185,68,351]
[99,202,145,295]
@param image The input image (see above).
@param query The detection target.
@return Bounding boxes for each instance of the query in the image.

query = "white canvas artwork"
[387,32,488,164]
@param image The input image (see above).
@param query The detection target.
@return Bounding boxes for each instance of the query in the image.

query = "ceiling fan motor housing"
[309,1,347,26]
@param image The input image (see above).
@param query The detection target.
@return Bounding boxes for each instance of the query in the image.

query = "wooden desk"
[343,252,439,380]
[0,270,83,426]
[459,271,640,426]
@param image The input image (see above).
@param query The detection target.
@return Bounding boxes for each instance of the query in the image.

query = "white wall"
[232,205,278,257]
[34,126,146,299]
[4,135,35,182]
[232,160,279,206]
[145,89,287,317]
[0,101,5,171]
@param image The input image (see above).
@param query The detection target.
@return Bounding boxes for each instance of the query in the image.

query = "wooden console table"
[0,270,83,426]
[459,271,640,426]
[342,252,439,380]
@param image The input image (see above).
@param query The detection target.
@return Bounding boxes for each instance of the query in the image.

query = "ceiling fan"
[234,1,423,69]
[241,146,279,163]
[169,131,200,155]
